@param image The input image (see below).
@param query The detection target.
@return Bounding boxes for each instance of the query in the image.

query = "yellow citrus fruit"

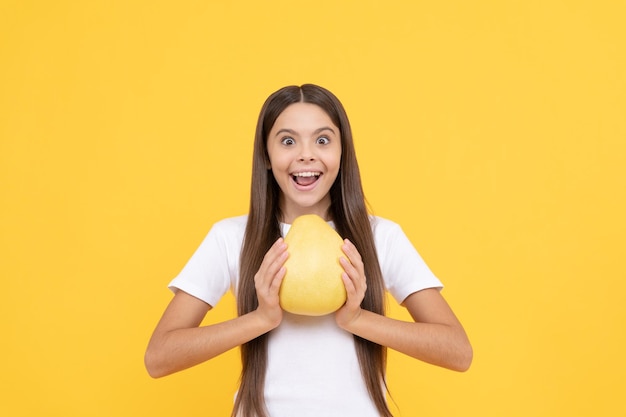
[280,214,348,316]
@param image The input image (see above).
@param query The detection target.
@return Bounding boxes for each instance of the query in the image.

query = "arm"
[144,238,288,378]
[336,240,473,372]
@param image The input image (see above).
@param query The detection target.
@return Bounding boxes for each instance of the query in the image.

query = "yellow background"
[1,1,625,416]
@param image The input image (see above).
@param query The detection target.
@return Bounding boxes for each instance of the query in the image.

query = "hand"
[335,239,367,329]
[254,238,288,329]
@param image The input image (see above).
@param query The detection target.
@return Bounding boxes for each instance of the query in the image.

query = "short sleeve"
[372,217,443,304]
[168,216,246,307]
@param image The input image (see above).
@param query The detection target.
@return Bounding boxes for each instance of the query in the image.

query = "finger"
[258,239,288,276]
[340,254,366,288]
[340,254,367,298]
[268,265,287,294]
[264,239,288,282]
[340,270,365,311]
[339,256,358,280]
[342,239,362,262]
[342,239,365,273]
[266,238,288,263]
[341,270,357,295]
[341,257,366,289]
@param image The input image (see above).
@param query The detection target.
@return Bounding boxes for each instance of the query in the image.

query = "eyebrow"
[274,126,336,137]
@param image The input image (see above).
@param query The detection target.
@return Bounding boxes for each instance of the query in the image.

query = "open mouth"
[291,171,321,187]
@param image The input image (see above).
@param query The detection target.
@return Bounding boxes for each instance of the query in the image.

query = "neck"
[278,201,332,224]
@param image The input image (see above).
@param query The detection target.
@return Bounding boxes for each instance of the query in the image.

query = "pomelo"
[279,214,348,316]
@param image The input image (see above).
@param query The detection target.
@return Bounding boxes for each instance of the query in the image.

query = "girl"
[145,84,472,417]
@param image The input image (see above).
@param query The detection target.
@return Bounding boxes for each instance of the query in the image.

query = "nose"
[298,143,316,162]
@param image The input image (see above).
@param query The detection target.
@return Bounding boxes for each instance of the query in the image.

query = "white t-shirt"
[169,215,443,417]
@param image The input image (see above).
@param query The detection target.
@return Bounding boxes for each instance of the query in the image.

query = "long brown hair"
[233,84,391,417]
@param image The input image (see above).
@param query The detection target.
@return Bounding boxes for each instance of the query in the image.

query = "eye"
[316,136,330,145]
[281,137,295,146]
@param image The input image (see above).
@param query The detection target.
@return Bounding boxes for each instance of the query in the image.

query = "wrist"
[336,307,364,332]
[250,307,282,332]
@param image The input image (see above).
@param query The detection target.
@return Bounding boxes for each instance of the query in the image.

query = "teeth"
[293,172,320,177]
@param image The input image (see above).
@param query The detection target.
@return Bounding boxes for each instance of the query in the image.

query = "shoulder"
[369,215,404,239]
[369,215,443,298]
[201,214,248,248]
[369,215,418,258]
[211,214,248,233]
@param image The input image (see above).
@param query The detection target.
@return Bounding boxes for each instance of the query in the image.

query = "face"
[267,102,342,224]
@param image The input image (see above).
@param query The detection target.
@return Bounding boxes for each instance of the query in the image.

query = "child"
[145,84,472,417]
